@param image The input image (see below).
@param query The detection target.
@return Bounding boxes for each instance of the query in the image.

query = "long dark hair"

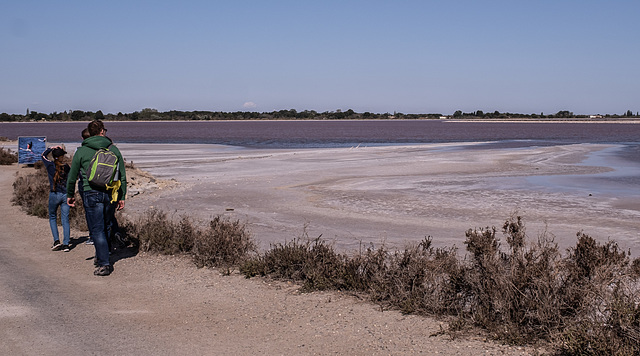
[53,155,67,187]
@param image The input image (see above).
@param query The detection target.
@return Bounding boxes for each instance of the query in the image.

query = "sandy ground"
[2,141,639,355]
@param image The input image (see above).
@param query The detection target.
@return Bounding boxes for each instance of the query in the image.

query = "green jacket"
[66,135,127,200]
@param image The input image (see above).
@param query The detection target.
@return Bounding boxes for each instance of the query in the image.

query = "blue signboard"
[18,136,47,165]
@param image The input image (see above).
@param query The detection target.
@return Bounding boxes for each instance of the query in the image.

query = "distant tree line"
[1,108,638,122]
[452,109,639,119]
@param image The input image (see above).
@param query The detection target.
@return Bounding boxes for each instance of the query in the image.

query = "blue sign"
[18,136,47,165]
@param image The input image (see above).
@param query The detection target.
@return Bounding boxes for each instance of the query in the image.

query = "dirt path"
[0,163,541,355]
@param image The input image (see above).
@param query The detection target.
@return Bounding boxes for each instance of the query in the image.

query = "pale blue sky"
[1,1,638,115]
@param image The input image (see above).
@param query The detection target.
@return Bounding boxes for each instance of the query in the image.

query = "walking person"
[67,120,127,276]
[42,145,71,252]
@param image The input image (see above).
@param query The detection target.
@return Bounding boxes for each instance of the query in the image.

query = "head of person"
[82,128,90,140]
[88,120,106,137]
[52,147,66,160]
[52,147,67,185]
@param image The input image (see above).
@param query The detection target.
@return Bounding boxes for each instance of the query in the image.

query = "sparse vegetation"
[11,169,640,354]
[11,163,87,230]
[240,216,639,354]
[0,146,18,165]
[120,209,255,275]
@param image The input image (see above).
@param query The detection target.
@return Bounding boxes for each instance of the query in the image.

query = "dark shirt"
[42,147,70,194]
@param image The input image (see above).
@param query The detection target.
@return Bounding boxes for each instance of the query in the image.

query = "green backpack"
[87,144,119,189]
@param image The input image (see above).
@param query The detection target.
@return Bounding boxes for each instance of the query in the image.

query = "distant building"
[589,115,603,119]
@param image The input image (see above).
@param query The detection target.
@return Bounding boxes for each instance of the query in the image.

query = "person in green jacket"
[67,120,127,276]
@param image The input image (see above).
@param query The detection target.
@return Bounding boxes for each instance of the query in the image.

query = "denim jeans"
[84,190,116,267]
[48,191,70,245]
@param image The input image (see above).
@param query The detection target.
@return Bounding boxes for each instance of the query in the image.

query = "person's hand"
[67,197,75,207]
[117,200,125,211]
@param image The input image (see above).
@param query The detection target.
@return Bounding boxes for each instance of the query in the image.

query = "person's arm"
[41,147,53,163]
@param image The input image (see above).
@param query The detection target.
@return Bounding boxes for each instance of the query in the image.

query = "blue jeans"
[48,191,70,245]
[84,190,116,267]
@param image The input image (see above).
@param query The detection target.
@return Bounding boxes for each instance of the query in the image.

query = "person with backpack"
[42,145,71,252]
[67,120,127,276]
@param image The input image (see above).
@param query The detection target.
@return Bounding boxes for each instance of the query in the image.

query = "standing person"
[42,145,71,252]
[67,120,127,276]
[78,128,93,245]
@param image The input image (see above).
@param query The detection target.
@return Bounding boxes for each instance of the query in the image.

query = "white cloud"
[243,101,256,109]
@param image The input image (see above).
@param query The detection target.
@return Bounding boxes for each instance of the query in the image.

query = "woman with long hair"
[42,145,71,251]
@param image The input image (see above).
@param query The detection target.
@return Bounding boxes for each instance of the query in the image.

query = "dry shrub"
[11,166,50,217]
[554,233,640,355]
[632,257,640,278]
[128,209,194,254]
[11,164,87,230]
[369,238,460,315]
[0,146,18,165]
[459,218,565,343]
[241,236,347,291]
[192,216,255,274]
[238,215,638,353]
[341,243,388,293]
[124,209,255,274]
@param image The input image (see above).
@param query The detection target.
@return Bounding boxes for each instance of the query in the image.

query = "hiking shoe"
[94,265,112,276]
[85,238,94,245]
[61,245,70,252]
[51,241,62,251]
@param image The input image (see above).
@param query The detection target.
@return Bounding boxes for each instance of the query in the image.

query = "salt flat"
[117,142,640,255]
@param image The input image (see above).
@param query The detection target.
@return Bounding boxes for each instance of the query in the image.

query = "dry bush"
[241,236,348,291]
[340,243,388,293]
[11,166,50,217]
[458,217,566,343]
[127,209,194,254]
[192,216,255,274]
[368,238,460,315]
[238,215,639,352]
[11,165,87,230]
[124,210,256,274]
[0,147,18,165]
[554,233,640,355]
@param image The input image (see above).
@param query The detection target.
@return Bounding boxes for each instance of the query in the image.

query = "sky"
[1,1,638,115]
